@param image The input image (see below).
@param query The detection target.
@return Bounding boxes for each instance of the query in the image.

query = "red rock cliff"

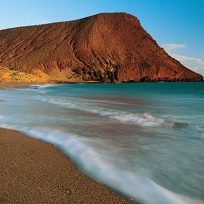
[0,12,203,82]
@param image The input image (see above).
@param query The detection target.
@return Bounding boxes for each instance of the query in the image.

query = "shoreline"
[0,79,203,91]
[0,82,44,89]
[0,128,131,203]
[0,81,131,203]
[1,82,203,203]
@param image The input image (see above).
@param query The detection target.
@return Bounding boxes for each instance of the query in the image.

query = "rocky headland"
[0,12,202,82]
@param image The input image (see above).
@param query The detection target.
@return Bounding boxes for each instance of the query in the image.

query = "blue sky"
[1,0,204,75]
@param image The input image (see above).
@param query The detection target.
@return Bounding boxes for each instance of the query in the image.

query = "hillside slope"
[0,12,202,82]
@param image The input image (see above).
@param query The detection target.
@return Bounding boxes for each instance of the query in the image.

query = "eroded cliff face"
[0,12,203,82]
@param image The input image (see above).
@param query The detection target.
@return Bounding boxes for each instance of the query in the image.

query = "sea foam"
[0,124,201,204]
[37,96,165,127]
[1,84,204,203]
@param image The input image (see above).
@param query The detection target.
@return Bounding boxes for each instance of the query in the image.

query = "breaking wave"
[1,83,203,203]
[30,84,58,89]
[0,122,201,204]
[37,96,165,127]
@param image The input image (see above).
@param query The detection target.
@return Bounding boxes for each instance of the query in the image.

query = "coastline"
[0,83,202,203]
[0,79,203,92]
[0,83,131,203]
[0,82,43,89]
[0,128,130,203]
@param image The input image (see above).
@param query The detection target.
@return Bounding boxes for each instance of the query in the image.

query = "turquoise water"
[0,82,204,204]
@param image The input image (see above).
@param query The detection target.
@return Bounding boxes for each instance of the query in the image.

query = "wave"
[25,128,202,204]
[32,85,191,130]
[37,96,165,127]
[29,84,61,94]
[30,84,60,89]
[0,123,201,204]
[37,96,193,130]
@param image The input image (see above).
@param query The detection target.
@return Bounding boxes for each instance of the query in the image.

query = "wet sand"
[0,82,44,89]
[0,128,130,203]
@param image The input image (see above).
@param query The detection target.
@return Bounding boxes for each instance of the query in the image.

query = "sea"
[0,82,204,204]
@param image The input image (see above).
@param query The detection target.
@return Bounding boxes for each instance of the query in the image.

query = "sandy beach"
[0,128,130,203]
[0,83,131,203]
[0,82,42,90]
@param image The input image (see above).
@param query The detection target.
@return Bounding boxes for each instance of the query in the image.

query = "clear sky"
[1,0,204,75]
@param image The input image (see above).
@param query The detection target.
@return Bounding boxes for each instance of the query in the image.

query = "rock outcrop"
[0,12,203,82]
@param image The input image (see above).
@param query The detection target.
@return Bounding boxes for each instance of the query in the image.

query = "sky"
[0,0,204,75]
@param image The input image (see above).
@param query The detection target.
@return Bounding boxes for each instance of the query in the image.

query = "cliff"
[0,12,203,82]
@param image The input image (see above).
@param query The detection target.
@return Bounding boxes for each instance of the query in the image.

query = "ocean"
[0,82,204,204]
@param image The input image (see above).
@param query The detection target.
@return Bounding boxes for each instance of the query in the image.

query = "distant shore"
[0,128,130,203]
[0,80,203,91]
[0,82,41,89]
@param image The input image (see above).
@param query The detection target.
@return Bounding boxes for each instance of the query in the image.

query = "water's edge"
[0,83,203,204]
[0,127,133,202]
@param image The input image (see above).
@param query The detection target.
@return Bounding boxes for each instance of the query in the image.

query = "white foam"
[17,127,204,204]
[0,121,202,204]
[30,84,59,88]
[1,87,203,203]
[38,96,165,127]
